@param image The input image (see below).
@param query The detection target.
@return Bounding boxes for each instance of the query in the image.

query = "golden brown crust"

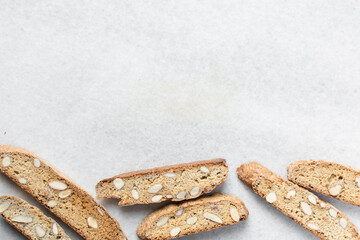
[0,145,127,240]
[238,162,360,240]
[0,195,70,239]
[137,194,248,240]
[288,160,360,207]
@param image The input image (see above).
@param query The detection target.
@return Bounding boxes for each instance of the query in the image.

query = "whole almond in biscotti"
[0,195,70,240]
[136,194,248,240]
[288,160,360,207]
[237,162,360,240]
[96,159,228,206]
[0,145,127,240]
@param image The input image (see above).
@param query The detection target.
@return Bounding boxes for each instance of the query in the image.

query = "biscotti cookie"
[288,160,360,207]
[237,162,360,240]
[0,145,127,240]
[0,195,70,240]
[137,194,248,240]
[96,159,228,206]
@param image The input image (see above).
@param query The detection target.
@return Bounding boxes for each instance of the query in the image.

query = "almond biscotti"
[0,195,70,240]
[237,162,360,240]
[288,160,360,207]
[96,159,228,206]
[137,194,248,240]
[0,145,127,240]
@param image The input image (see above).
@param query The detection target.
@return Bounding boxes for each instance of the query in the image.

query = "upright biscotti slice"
[237,162,360,240]
[0,145,127,240]
[288,160,360,207]
[0,195,70,240]
[137,194,248,240]
[96,159,228,206]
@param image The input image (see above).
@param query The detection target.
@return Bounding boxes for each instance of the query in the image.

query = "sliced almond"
[97,207,104,216]
[166,195,173,199]
[328,182,344,196]
[0,201,11,213]
[308,195,317,205]
[156,216,169,226]
[35,225,46,237]
[49,181,67,190]
[200,166,210,174]
[307,223,320,231]
[340,218,347,228]
[52,223,59,235]
[11,215,33,223]
[176,208,184,216]
[285,189,296,199]
[355,177,360,188]
[151,195,163,203]
[2,156,11,167]
[147,184,163,194]
[33,158,41,168]
[265,191,277,203]
[59,189,72,198]
[18,177,27,184]
[87,216,98,229]
[190,187,200,196]
[203,212,223,224]
[131,189,139,200]
[113,178,124,190]
[164,173,176,178]
[170,227,181,237]
[319,202,327,208]
[300,202,312,216]
[176,191,186,200]
[329,208,337,218]
[47,200,58,208]
[186,216,198,225]
[230,205,240,222]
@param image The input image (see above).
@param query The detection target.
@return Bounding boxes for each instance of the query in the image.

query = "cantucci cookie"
[237,162,360,240]
[96,159,228,206]
[0,195,70,240]
[136,194,248,240]
[0,145,127,240]
[288,160,360,207]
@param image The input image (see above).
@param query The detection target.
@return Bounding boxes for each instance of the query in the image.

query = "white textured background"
[1,1,360,239]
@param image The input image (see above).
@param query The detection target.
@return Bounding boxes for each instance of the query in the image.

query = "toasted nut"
[285,189,296,199]
[329,208,337,218]
[33,158,41,168]
[176,208,184,216]
[151,195,163,202]
[156,216,169,226]
[265,191,277,203]
[0,201,11,213]
[49,181,67,190]
[52,223,59,235]
[97,207,104,216]
[59,189,72,199]
[113,178,124,190]
[2,156,11,167]
[186,216,198,225]
[132,189,139,200]
[190,187,201,196]
[319,202,327,208]
[307,223,320,231]
[46,200,58,208]
[35,225,46,237]
[87,216,98,229]
[308,195,317,205]
[203,212,223,223]
[164,173,176,178]
[170,227,181,237]
[166,195,173,199]
[340,218,347,228]
[300,202,312,215]
[18,177,27,184]
[328,182,344,196]
[176,191,186,200]
[147,184,163,194]
[11,215,33,223]
[230,205,240,221]
[200,166,210,174]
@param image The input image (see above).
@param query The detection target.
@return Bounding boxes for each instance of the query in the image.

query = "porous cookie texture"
[136,194,248,240]
[0,195,70,240]
[288,160,360,207]
[237,162,360,240]
[96,159,228,206]
[0,145,127,240]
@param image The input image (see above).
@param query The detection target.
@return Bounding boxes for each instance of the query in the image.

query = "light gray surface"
[1,0,360,239]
